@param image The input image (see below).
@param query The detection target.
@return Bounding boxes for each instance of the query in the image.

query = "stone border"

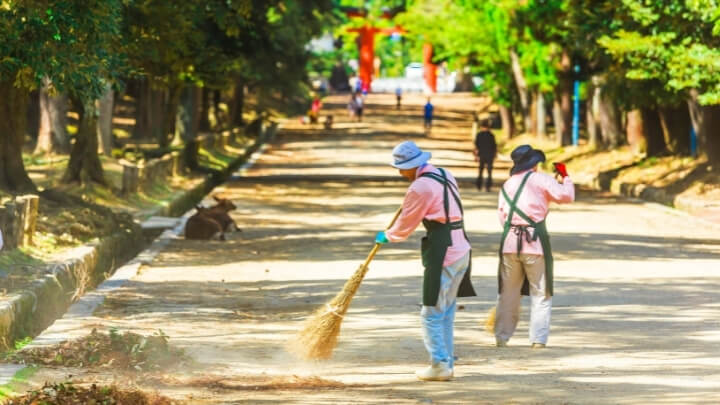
[577,167,720,228]
[0,122,278,351]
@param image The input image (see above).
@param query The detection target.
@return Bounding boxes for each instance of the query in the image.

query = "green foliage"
[597,0,720,106]
[13,337,32,352]
[0,0,124,101]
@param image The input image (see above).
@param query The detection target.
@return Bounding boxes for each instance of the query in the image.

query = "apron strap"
[501,171,534,228]
[420,168,468,243]
[420,168,464,223]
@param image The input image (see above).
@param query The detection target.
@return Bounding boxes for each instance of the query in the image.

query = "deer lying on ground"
[184,196,240,240]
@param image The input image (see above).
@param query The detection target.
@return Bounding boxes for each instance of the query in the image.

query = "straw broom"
[484,306,497,334]
[483,304,520,334]
[290,208,402,360]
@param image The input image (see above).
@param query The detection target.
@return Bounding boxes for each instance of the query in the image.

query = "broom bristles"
[289,264,370,360]
[484,306,496,333]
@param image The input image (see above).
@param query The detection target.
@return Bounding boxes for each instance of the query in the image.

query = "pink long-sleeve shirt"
[386,164,471,266]
[498,170,575,255]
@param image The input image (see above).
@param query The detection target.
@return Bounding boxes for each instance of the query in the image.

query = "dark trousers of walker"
[477,159,493,191]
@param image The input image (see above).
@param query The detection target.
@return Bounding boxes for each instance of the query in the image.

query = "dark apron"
[497,171,554,296]
[419,168,476,306]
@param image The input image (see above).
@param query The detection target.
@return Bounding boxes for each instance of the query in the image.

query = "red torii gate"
[343,7,437,93]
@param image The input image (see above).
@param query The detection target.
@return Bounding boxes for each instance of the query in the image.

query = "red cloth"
[553,162,568,177]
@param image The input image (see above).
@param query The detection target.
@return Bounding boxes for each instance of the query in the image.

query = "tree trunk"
[552,98,565,143]
[212,90,223,128]
[96,83,114,156]
[587,88,600,148]
[658,104,691,155]
[641,107,666,156]
[536,91,547,138]
[626,109,646,154]
[63,98,105,185]
[159,86,182,147]
[231,77,245,127]
[0,80,36,192]
[133,78,151,140]
[199,87,211,131]
[35,79,70,155]
[177,86,202,143]
[455,58,475,91]
[150,87,165,144]
[64,98,105,184]
[530,92,538,137]
[499,104,515,139]
[688,90,720,165]
[555,50,573,146]
[510,49,532,133]
[597,89,624,149]
[26,91,40,144]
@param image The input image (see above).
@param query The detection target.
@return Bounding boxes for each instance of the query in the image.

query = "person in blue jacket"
[424,98,434,131]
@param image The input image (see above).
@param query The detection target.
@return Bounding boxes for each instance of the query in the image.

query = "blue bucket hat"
[510,145,546,175]
[391,141,431,169]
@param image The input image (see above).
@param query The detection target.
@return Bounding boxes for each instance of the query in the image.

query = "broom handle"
[360,207,403,270]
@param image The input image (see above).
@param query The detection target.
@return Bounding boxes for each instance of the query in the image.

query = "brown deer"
[203,196,240,233]
[185,206,224,240]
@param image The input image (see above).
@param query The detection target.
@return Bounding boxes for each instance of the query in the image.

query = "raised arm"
[386,187,433,242]
[539,173,575,204]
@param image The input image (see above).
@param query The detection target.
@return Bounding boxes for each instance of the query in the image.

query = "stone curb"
[0,123,279,352]
[577,168,720,228]
[0,227,143,350]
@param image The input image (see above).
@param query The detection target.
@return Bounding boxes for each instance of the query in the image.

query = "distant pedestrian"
[323,115,334,130]
[354,91,364,122]
[396,87,403,110]
[474,119,497,191]
[424,98,434,130]
[348,93,358,119]
[309,96,322,124]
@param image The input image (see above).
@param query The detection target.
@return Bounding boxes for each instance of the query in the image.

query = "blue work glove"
[375,231,389,244]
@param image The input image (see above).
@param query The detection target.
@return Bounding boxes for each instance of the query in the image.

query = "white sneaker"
[415,362,453,381]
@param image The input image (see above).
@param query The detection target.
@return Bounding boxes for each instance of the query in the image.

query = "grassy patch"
[0,366,38,399]
[198,147,236,171]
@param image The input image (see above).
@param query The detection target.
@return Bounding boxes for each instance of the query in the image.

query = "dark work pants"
[477,159,493,191]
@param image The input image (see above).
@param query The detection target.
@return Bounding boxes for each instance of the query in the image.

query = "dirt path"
[12,93,720,404]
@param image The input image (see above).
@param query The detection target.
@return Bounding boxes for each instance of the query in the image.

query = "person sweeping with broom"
[494,145,574,349]
[375,141,476,381]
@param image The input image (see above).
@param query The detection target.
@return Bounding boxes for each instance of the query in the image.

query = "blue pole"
[690,124,697,157]
[572,66,580,146]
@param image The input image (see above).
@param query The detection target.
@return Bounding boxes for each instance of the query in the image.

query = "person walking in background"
[494,145,574,349]
[347,93,358,120]
[396,87,403,110]
[474,119,497,191]
[309,95,322,124]
[354,91,364,122]
[424,98,434,131]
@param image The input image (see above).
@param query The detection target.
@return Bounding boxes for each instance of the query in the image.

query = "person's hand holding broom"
[289,208,402,360]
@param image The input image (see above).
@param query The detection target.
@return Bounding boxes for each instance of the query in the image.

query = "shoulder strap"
[439,168,464,216]
[420,168,463,222]
[501,171,535,227]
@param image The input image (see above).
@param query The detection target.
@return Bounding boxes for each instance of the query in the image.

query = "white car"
[404,62,424,79]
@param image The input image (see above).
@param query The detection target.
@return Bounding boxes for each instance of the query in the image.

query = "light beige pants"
[495,254,551,345]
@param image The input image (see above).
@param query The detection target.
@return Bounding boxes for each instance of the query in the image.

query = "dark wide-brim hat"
[510,145,546,175]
